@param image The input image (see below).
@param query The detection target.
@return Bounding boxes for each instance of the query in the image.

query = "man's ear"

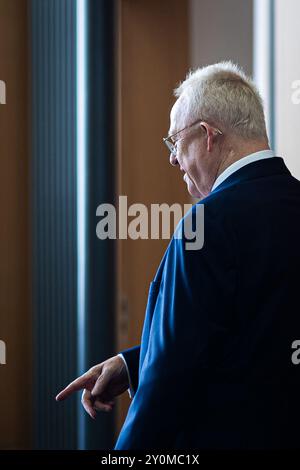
[200,121,214,152]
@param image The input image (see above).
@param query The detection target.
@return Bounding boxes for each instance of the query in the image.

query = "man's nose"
[169,153,178,166]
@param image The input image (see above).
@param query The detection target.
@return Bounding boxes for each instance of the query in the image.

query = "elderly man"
[57,62,300,449]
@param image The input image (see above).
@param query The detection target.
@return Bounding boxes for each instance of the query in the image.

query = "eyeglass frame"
[163,118,223,156]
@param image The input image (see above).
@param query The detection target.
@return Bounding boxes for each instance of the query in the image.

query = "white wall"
[189,0,253,74]
[189,1,300,180]
[275,0,300,179]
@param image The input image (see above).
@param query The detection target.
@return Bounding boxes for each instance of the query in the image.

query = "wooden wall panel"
[0,0,31,449]
[115,0,190,435]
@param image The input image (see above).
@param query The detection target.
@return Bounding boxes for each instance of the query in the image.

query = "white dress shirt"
[211,149,276,192]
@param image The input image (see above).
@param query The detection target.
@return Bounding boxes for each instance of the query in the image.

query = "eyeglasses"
[163,118,223,156]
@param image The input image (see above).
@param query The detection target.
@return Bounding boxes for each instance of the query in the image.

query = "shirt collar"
[211,149,276,192]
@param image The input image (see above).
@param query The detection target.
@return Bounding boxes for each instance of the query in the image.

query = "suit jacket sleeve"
[115,205,236,449]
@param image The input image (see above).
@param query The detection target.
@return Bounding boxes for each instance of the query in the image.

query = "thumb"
[91,370,111,397]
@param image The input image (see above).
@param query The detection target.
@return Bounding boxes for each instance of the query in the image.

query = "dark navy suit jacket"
[115,157,300,449]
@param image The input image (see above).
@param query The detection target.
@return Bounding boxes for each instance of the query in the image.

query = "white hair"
[174,61,268,140]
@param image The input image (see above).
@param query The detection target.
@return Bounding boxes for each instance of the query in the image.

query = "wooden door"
[115,0,190,437]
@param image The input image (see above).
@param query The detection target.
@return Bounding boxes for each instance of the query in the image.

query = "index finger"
[56,372,91,401]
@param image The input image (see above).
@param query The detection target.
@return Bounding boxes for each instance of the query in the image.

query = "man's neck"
[216,140,270,180]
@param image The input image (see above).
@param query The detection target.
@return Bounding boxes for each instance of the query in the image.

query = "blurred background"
[0,0,299,450]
